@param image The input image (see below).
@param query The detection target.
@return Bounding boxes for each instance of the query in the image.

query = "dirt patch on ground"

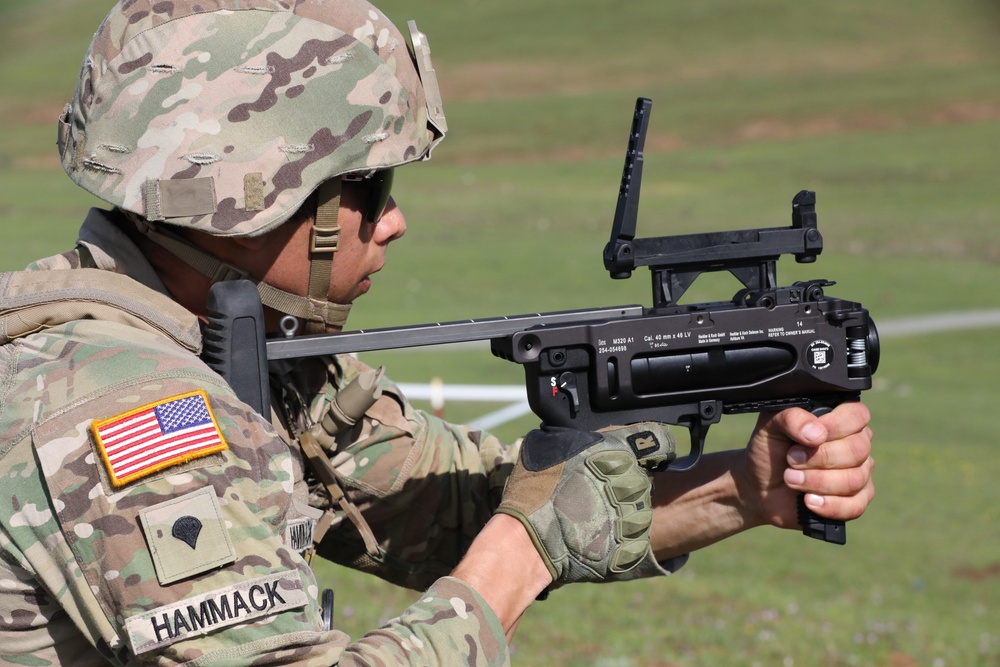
[0,100,65,125]
[730,101,1000,142]
[443,100,1000,167]
[439,45,990,104]
[952,562,1000,581]
[889,651,921,667]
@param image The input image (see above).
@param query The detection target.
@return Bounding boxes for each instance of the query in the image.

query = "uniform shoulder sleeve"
[0,320,344,664]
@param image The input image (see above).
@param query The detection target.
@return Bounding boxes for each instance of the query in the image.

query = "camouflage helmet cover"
[58,0,446,237]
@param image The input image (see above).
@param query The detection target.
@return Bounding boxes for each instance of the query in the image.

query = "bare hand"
[738,402,875,531]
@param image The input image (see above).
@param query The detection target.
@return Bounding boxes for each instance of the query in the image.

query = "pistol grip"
[798,401,848,545]
[798,495,846,545]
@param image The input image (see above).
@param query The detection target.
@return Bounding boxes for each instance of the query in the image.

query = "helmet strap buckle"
[310,223,341,254]
[298,179,344,334]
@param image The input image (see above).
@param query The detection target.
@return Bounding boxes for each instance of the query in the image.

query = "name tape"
[125,571,307,654]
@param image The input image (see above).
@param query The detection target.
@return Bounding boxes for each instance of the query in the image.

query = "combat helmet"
[58,0,446,331]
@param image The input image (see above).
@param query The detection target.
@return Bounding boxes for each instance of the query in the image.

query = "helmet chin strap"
[303,179,345,334]
[127,178,352,333]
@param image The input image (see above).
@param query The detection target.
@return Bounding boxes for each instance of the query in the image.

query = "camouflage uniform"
[1,2,681,663]
[0,208,514,664]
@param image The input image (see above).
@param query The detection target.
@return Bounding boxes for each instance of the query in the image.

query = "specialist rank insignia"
[139,487,237,585]
[91,390,228,487]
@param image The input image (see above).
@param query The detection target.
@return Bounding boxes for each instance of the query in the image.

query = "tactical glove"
[496,422,675,586]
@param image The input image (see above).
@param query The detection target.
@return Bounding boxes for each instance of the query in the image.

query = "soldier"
[0,1,874,665]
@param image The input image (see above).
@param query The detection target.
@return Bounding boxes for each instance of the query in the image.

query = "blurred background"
[2,1,999,664]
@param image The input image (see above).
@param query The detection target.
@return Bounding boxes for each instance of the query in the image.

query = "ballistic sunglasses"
[341,168,395,223]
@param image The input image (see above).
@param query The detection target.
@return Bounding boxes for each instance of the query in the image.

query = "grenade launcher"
[203,98,879,545]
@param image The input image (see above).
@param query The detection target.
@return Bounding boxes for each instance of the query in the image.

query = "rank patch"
[91,390,228,487]
[139,487,237,585]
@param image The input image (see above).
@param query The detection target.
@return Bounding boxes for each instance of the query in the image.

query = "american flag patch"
[91,390,228,487]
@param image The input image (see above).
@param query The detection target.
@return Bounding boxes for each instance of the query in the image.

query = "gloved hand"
[496,422,675,586]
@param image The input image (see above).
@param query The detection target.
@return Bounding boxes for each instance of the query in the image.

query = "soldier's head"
[59,0,446,332]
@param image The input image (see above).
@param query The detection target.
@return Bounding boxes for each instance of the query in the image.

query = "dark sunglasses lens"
[368,168,394,222]
[342,168,394,222]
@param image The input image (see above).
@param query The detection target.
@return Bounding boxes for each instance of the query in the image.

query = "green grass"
[3,1,1000,665]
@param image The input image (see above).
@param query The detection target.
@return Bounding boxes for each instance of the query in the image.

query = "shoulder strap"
[0,268,201,352]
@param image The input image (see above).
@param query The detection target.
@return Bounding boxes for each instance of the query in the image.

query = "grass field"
[2,1,999,665]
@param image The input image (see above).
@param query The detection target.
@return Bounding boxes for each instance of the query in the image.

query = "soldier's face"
[194,182,406,333]
[253,184,406,328]
[326,182,407,306]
